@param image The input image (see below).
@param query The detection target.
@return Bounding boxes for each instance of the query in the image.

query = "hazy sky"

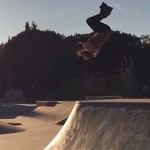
[0,0,149,43]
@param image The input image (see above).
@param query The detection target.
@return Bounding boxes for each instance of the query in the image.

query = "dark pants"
[86,14,111,32]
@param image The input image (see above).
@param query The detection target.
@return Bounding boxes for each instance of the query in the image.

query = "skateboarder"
[76,2,113,60]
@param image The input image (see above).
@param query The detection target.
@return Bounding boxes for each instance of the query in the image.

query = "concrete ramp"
[45,99,150,150]
[29,101,75,123]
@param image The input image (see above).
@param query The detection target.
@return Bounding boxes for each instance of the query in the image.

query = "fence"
[62,74,150,97]
[83,73,150,98]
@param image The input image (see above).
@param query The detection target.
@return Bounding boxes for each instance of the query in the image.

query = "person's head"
[82,51,93,61]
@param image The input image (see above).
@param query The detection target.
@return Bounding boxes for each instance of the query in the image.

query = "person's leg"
[86,2,113,32]
[86,14,111,32]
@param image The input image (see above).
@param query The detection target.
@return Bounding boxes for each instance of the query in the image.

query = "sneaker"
[100,2,107,9]
[100,2,113,18]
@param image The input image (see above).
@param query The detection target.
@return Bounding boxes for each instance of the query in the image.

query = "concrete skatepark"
[0,96,150,150]
[0,99,74,150]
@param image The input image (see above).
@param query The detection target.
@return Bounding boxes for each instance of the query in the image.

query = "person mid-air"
[76,2,113,60]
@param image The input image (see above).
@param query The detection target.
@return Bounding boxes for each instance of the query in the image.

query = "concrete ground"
[0,101,75,150]
[1,99,150,150]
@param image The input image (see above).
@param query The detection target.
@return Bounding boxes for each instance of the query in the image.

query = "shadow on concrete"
[0,104,37,119]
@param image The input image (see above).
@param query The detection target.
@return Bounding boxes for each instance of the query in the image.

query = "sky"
[0,0,149,43]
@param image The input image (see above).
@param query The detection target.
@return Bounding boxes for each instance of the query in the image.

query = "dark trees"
[0,26,149,98]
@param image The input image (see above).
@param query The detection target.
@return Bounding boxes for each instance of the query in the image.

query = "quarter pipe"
[45,99,150,150]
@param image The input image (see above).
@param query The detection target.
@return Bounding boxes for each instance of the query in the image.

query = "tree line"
[0,22,149,99]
